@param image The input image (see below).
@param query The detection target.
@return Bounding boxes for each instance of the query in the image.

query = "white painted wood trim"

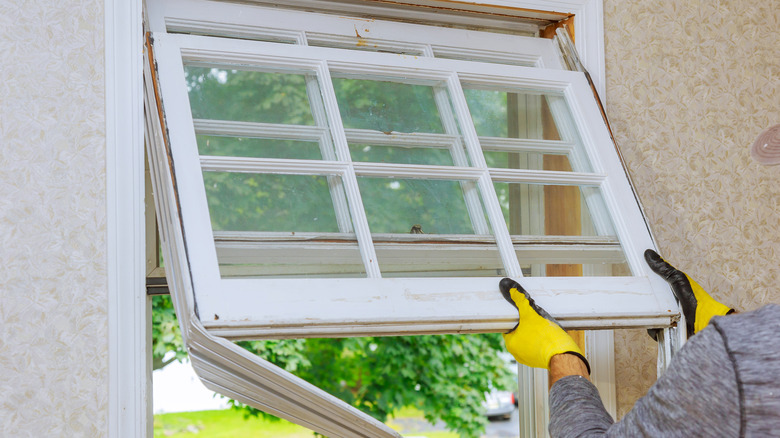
[586,330,616,418]
[194,119,327,141]
[198,276,674,337]
[315,60,383,277]
[511,0,605,101]
[106,0,147,436]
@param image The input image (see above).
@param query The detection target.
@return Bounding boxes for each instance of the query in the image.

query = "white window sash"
[150,32,676,339]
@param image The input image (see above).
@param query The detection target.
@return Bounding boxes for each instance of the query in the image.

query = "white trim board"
[106,0,147,436]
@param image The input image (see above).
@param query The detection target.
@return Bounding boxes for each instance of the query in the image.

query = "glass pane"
[359,178,485,234]
[494,181,628,273]
[358,177,503,277]
[463,86,592,172]
[214,238,366,279]
[308,39,425,56]
[349,144,454,166]
[521,262,632,277]
[185,66,316,125]
[433,51,536,66]
[333,77,445,133]
[204,172,365,278]
[334,76,471,166]
[197,135,323,160]
[464,89,558,139]
[204,172,344,232]
[483,150,546,171]
[493,182,615,237]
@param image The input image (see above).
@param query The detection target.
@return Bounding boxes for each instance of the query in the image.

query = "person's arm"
[499,261,739,438]
[549,353,589,388]
[548,325,740,437]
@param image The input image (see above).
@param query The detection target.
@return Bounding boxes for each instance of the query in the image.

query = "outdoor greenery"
[154,407,461,438]
[152,65,520,437]
[154,295,512,437]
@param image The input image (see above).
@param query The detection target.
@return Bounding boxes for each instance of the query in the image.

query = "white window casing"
[142,1,681,436]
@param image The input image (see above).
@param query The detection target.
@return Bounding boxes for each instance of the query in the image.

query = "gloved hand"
[645,249,734,337]
[499,278,590,374]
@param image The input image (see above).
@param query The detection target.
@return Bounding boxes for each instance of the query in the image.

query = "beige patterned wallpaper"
[0,1,107,435]
[602,0,780,417]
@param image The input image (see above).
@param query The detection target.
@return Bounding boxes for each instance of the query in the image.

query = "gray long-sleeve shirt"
[549,304,780,437]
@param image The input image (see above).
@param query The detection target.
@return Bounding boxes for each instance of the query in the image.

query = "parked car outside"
[483,389,517,421]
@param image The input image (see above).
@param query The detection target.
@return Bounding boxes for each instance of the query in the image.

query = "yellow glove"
[645,249,734,337]
[499,278,589,373]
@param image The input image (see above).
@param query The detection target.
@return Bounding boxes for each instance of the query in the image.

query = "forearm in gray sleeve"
[549,376,613,437]
[549,326,740,438]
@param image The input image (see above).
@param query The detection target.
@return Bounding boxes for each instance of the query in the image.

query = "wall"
[603,0,780,416]
[0,1,107,435]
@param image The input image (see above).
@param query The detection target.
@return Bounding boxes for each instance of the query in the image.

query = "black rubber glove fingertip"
[644,249,662,267]
[499,277,521,309]
[644,248,681,281]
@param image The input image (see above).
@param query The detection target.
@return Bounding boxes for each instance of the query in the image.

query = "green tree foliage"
[152,65,518,437]
[234,334,513,435]
[152,295,187,370]
[153,297,512,437]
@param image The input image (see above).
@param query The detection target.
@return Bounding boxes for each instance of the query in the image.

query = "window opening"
[145,1,679,436]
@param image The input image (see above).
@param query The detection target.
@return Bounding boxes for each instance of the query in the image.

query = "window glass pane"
[308,39,425,56]
[204,172,343,232]
[214,237,366,279]
[494,181,628,274]
[521,262,632,278]
[493,182,615,237]
[463,86,592,172]
[203,172,365,278]
[483,150,546,171]
[433,51,536,66]
[358,177,503,277]
[463,88,554,139]
[348,144,454,166]
[359,177,484,234]
[197,135,323,160]
[334,77,470,166]
[185,66,316,125]
[186,65,340,161]
[333,78,444,133]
